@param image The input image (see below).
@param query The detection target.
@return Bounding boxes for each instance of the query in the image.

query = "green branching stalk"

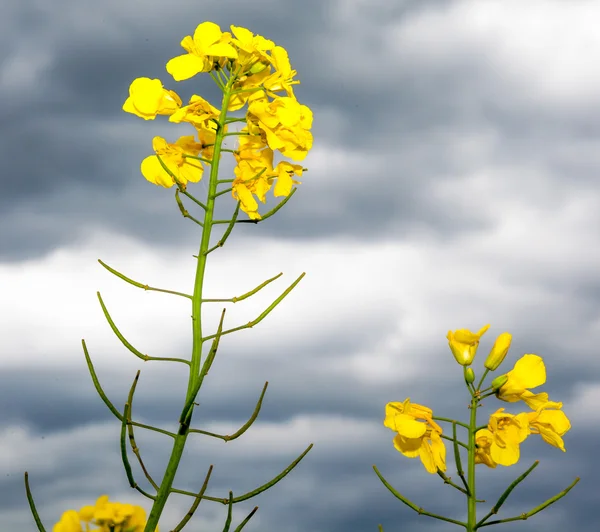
[212,186,299,225]
[201,272,305,342]
[202,272,283,303]
[82,340,176,438]
[24,473,47,532]
[29,25,313,532]
[232,506,259,532]
[170,443,313,504]
[96,292,191,364]
[125,373,160,492]
[476,461,539,527]
[372,466,467,528]
[175,187,205,226]
[98,260,193,300]
[452,421,470,495]
[375,357,578,532]
[179,308,227,425]
[437,470,470,496]
[178,186,208,211]
[172,466,214,532]
[440,433,469,450]
[141,68,241,532]
[477,477,580,528]
[205,201,240,255]
[189,381,269,441]
[135,65,311,532]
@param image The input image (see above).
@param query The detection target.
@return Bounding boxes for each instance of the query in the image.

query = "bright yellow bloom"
[228,68,272,111]
[496,354,549,409]
[122,77,182,120]
[54,496,157,532]
[474,430,497,468]
[168,94,221,130]
[227,29,298,109]
[232,130,303,219]
[481,408,530,466]
[230,25,275,73]
[484,332,512,371]
[384,399,446,474]
[141,136,203,188]
[52,510,82,532]
[194,125,219,161]
[446,324,490,366]
[262,46,300,98]
[232,157,302,220]
[166,21,238,81]
[247,96,313,161]
[272,161,303,197]
[526,401,571,451]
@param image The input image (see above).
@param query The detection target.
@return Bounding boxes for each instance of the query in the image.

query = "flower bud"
[447,324,490,366]
[484,332,512,371]
[491,374,509,391]
[249,61,269,75]
[464,367,475,384]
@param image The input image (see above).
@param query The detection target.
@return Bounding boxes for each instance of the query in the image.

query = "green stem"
[475,368,490,392]
[467,396,478,531]
[143,70,237,532]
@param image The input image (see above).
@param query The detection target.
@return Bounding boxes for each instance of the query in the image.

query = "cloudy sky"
[1,0,599,530]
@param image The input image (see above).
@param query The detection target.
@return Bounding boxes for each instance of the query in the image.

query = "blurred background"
[1,0,599,530]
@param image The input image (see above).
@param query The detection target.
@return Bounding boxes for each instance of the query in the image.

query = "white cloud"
[387,0,600,109]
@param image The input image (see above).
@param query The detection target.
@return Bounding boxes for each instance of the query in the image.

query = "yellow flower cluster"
[384,327,571,472]
[122,21,313,220]
[53,495,156,532]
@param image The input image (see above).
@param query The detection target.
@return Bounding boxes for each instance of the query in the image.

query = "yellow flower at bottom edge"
[384,399,446,473]
[55,496,158,532]
[52,509,82,532]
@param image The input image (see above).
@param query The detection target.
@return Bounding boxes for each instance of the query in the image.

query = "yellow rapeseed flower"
[230,25,275,73]
[52,509,81,532]
[477,409,529,466]
[247,96,313,161]
[474,430,497,468]
[54,496,157,532]
[384,399,446,474]
[166,21,238,81]
[122,77,182,120]
[262,46,299,98]
[168,94,221,130]
[496,354,549,409]
[446,324,490,366]
[231,130,303,219]
[526,401,571,451]
[141,136,203,188]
